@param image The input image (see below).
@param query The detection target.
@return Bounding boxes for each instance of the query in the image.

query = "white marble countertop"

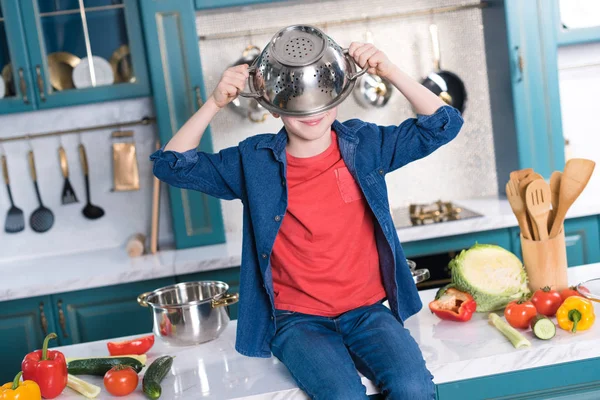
[52,264,600,399]
[2,192,599,302]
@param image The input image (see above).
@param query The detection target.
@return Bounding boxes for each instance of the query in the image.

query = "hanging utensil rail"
[0,116,155,144]
[199,1,488,41]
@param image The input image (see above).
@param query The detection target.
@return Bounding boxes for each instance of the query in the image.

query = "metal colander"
[240,25,366,117]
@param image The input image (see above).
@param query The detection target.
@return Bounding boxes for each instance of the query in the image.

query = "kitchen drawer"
[0,295,57,383]
[177,267,241,320]
[50,277,176,346]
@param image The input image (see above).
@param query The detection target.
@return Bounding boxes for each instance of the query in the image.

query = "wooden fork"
[506,179,532,240]
[525,179,552,241]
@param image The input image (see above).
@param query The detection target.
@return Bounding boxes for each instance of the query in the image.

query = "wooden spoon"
[506,179,531,240]
[509,168,533,183]
[549,171,562,230]
[519,172,543,240]
[549,159,596,238]
[525,179,551,240]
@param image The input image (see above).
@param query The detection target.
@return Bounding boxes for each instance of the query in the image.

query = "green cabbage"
[449,244,530,312]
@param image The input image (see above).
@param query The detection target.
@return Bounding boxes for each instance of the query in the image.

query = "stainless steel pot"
[138,281,239,346]
[228,45,269,123]
[239,25,367,117]
[354,73,393,108]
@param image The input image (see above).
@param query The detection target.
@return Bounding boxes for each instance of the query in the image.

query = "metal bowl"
[239,25,367,117]
[138,281,239,346]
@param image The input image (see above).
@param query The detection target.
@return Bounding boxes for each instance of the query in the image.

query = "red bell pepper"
[107,334,155,356]
[21,333,67,399]
[429,287,477,322]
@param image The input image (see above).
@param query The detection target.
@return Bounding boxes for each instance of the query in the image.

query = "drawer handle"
[36,65,46,102]
[57,300,69,338]
[39,302,48,336]
[565,234,581,247]
[18,68,29,104]
[195,86,203,110]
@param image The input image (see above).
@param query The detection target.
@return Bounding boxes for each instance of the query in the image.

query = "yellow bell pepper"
[0,372,41,400]
[556,296,596,333]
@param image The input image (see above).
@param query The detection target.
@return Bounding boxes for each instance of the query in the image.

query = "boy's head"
[272,107,337,142]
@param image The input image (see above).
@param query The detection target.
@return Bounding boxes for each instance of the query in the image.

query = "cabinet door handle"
[195,86,203,110]
[565,234,581,247]
[18,68,29,104]
[39,302,48,336]
[35,65,46,102]
[57,300,69,338]
[513,46,523,83]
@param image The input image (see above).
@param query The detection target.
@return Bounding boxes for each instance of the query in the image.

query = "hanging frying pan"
[420,24,466,114]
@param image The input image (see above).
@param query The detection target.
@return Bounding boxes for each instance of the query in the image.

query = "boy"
[151,41,463,399]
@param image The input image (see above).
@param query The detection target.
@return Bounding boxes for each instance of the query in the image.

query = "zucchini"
[68,356,144,376]
[143,356,174,399]
[530,315,556,340]
[67,374,101,399]
[67,354,147,365]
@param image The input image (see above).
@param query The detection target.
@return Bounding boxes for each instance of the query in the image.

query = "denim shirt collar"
[256,119,363,161]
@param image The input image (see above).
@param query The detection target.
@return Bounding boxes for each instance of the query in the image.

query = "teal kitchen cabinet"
[552,0,600,46]
[0,295,57,383]
[49,277,176,346]
[510,216,600,267]
[139,0,226,249]
[0,0,149,115]
[0,0,36,114]
[177,267,241,320]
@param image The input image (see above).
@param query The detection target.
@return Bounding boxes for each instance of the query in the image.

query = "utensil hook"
[429,12,441,70]
[0,140,5,156]
[26,135,33,151]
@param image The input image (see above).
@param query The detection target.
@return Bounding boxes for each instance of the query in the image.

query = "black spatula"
[58,146,78,204]
[28,150,54,233]
[2,155,25,233]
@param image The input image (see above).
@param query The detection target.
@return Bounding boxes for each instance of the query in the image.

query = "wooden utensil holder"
[520,230,568,292]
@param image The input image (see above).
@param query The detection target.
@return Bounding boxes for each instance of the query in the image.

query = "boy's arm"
[150,65,250,200]
[349,43,464,172]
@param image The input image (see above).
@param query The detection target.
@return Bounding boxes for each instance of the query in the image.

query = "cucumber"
[67,354,147,365]
[143,355,174,399]
[67,357,144,376]
[530,315,556,340]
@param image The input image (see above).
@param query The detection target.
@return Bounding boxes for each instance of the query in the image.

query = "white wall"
[557,42,600,194]
[0,98,174,262]
[196,0,499,235]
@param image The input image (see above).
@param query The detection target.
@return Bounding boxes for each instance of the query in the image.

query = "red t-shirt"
[271,131,386,316]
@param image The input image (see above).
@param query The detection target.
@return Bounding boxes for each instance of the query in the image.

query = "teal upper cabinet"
[139,0,225,248]
[553,0,600,46]
[498,0,565,180]
[0,0,149,113]
[0,0,36,113]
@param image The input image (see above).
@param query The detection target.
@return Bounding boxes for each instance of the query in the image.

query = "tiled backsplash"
[0,98,174,262]
[196,0,499,234]
[558,42,600,194]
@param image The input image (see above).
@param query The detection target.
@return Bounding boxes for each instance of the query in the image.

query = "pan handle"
[238,66,263,98]
[212,293,239,308]
[343,48,368,81]
[137,292,151,307]
[430,24,441,71]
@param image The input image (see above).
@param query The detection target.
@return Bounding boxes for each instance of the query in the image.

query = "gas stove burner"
[392,200,483,229]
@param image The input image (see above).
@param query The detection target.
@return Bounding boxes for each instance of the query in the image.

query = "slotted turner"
[59,146,78,204]
[525,179,552,241]
[506,179,531,240]
[2,155,25,233]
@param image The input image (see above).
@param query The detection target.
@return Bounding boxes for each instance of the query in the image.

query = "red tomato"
[531,287,563,316]
[104,366,139,397]
[559,286,584,302]
[504,299,538,329]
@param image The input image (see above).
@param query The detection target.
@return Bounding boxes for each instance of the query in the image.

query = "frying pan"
[420,24,466,114]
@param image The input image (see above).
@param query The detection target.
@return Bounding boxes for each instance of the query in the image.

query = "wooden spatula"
[549,158,596,238]
[525,179,552,240]
[506,179,532,240]
[519,172,543,239]
[549,171,561,230]
[510,168,533,183]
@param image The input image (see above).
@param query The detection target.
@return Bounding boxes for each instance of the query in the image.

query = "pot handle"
[137,292,151,307]
[238,66,263,99]
[343,48,368,81]
[212,293,239,308]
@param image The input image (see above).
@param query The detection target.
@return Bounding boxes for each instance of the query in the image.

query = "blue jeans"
[270,303,435,400]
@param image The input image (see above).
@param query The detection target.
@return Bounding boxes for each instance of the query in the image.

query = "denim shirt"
[150,105,464,358]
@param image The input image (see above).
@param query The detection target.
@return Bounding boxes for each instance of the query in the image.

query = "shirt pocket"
[335,167,364,203]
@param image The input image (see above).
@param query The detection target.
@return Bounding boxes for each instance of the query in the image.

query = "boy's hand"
[348,42,394,78]
[211,64,250,108]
